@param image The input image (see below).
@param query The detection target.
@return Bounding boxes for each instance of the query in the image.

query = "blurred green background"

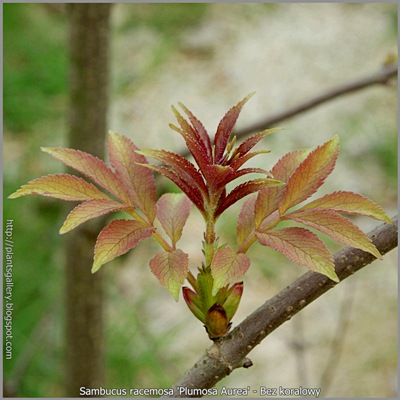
[3,3,397,398]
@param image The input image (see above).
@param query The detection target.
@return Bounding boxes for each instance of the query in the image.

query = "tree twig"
[167,216,397,397]
[234,64,397,139]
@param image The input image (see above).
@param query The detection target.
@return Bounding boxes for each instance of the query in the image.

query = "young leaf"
[279,136,340,214]
[231,128,279,159]
[60,199,132,234]
[237,196,256,253]
[256,227,339,282]
[178,102,213,163]
[41,147,132,206]
[149,249,189,301]
[211,247,251,295]
[108,131,157,222]
[92,219,154,273]
[214,93,254,163]
[170,109,210,174]
[284,208,382,259]
[216,178,284,217]
[298,191,392,223]
[140,164,205,213]
[8,174,110,201]
[255,186,284,228]
[156,193,192,246]
[139,148,208,195]
[271,148,311,182]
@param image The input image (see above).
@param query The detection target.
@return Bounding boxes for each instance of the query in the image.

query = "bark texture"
[65,4,111,396]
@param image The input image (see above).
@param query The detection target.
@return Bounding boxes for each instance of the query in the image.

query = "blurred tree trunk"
[65,4,112,396]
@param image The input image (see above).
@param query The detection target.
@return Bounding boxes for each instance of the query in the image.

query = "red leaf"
[214,93,254,163]
[156,193,192,246]
[237,196,256,253]
[108,132,157,222]
[178,102,213,163]
[139,148,208,195]
[41,147,131,205]
[298,191,392,223]
[284,208,382,259]
[8,174,110,201]
[211,247,250,295]
[216,178,284,217]
[229,150,271,171]
[256,227,339,282]
[92,219,154,273]
[232,128,279,159]
[170,108,210,173]
[149,249,189,301]
[60,199,131,234]
[140,164,205,213]
[279,136,339,214]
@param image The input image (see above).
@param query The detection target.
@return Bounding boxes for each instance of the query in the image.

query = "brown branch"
[234,64,397,139]
[167,216,397,397]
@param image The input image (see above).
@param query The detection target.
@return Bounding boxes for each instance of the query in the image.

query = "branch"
[234,64,397,139]
[167,216,398,397]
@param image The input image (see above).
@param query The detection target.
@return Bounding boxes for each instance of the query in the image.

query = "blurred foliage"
[117,3,209,37]
[3,4,68,134]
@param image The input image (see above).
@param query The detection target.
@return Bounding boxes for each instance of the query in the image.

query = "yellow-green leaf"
[256,227,339,282]
[41,147,132,206]
[299,191,392,223]
[211,247,250,295]
[156,193,192,246]
[108,131,157,222]
[8,174,110,201]
[279,136,340,214]
[92,220,154,273]
[284,209,382,259]
[149,249,189,301]
[60,199,132,234]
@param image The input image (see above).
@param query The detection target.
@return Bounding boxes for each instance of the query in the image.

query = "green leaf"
[256,227,339,282]
[8,174,110,201]
[156,193,192,246]
[279,136,340,214]
[211,247,250,295]
[92,219,154,273]
[149,249,189,301]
